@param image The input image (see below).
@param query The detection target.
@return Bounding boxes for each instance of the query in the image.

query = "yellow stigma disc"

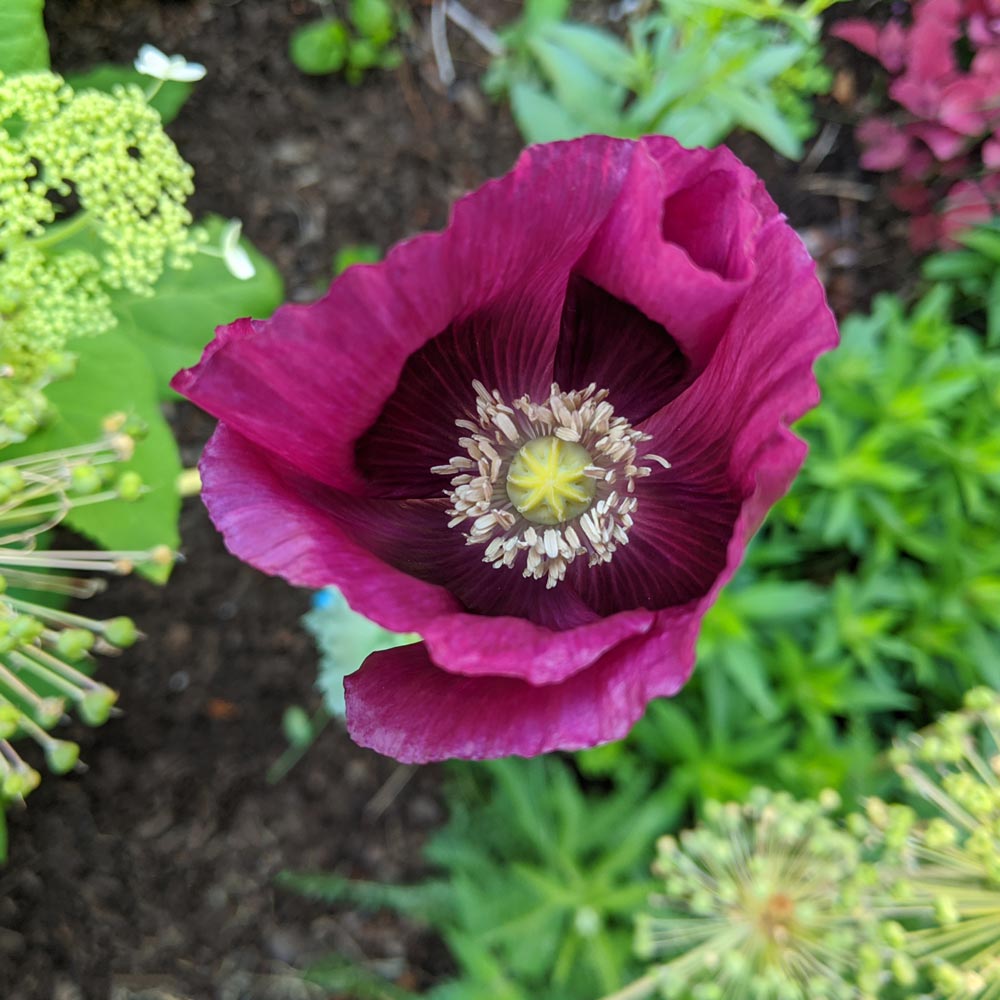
[505,435,596,525]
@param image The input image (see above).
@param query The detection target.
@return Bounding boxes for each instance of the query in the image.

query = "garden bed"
[2,1,910,997]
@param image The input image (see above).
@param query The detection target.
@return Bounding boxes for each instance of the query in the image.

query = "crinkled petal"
[575,138,773,373]
[200,424,461,630]
[613,219,836,611]
[175,137,633,496]
[420,606,656,685]
[344,612,698,762]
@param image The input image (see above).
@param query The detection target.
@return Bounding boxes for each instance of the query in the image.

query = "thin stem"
[445,0,505,57]
[597,969,667,1000]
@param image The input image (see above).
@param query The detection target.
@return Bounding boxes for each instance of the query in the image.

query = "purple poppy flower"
[173,136,837,763]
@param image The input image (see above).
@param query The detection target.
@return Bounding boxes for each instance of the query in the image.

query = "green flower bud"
[79,686,118,726]
[70,463,103,496]
[103,616,138,648]
[44,739,80,774]
[36,696,66,729]
[0,703,22,739]
[116,470,144,501]
[10,613,43,643]
[55,628,96,661]
[3,766,41,799]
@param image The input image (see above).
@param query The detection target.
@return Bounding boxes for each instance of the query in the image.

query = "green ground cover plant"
[482,0,839,157]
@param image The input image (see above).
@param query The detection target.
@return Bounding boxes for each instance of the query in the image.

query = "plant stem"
[596,969,666,1000]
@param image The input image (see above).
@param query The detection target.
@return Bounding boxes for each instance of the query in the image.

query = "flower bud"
[44,739,80,774]
[103,616,138,648]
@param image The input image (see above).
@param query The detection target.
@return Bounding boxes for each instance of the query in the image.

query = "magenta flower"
[173,137,836,762]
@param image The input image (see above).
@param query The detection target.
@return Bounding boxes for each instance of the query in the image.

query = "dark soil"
[1,2,909,998]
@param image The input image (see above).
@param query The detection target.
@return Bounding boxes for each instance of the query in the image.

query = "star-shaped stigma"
[505,435,597,525]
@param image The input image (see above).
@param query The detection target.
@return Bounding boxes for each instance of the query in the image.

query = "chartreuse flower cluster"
[630,788,901,1000]
[0,68,200,443]
[0,414,170,811]
[856,687,1000,999]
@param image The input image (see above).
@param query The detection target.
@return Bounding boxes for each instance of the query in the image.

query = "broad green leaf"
[542,22,636,86]
[289,18,350,75]
[109,214,283,399]
[509,81,583,144]
[0,0,49,75]
[350,0,396,45]
[64,64,193,124]
[713,87,803,158]
[527,37,622,130]
[10,330,181,582]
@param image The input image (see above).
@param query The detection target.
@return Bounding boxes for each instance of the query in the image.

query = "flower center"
[432,381,669,589]
[505,436,596,525]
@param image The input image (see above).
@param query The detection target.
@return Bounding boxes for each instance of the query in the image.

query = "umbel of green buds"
[857,687,1000,999]
[0,413,171,810]
[622,788,904,1000]
[0,69,201,443]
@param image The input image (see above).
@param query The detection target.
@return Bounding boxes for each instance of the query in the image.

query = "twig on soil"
[445,1,504,57]
[798,176,876,201]
[430,0,456,87]
[430,0,505,88]
[364,764,416,822]
[800,121,841,173]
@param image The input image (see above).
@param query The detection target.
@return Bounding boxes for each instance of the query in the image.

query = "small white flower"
[220,219,256,280]
[134,44,206,83]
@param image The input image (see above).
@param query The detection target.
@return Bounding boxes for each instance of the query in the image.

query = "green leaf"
[713,87,803,158]
[541,22,635,86]
[509,80,585,144]
[333,242,381,275]
[987,270,1000,348]
[109,215,283,399]
[527,37,623,131]
[303,956,419,999]
[289,18,350,75]
[0,0,49,75]
[63,64,193,124]
[8,330,181,582]
[350,0,396,45]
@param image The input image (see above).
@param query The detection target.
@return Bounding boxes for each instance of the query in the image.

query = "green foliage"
[0,69,199,443]
[0,422,165,856]
[923,217,1000,348]
[290,0,402,83]
[484,0,839,157]
[4,215,283,580]
[64,64,193,124]
[0,0,49,76]
[283,756,667,999]
[582,285,1000,830]
[112,214,283,400]
[12,331,181,582]
[333,242,381,275]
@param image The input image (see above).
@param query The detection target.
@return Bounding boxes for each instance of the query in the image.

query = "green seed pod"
[116,470,144,501]
[0,703,22,739]
[55,628,96,661]
[103,616,138,648]
[70,464,103,496]
[79,686,118,726]
[44,739,80,775]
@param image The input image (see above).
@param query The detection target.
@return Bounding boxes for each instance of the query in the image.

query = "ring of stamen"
[432,381,670,589]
